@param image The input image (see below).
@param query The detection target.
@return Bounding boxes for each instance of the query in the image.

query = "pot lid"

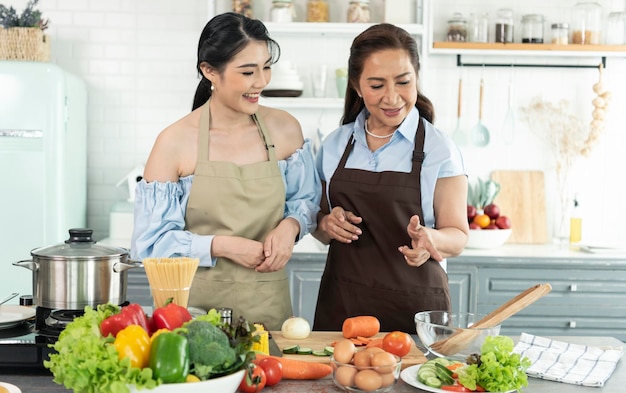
[31,228,129,258]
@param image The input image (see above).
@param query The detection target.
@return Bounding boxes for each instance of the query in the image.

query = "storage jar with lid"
[447,12,468,42]
[571,2,602,44]
[469,13,489,43]
[495,8,514,43]
[233,0,253,18]
[606,11,626,44]
[551,23,569,44]
[521,14,545,43]
[271,0,294,23]
[307,0,329,22]
[347,0,370,23]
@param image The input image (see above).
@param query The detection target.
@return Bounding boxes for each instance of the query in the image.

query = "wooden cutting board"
[491,170,548,244]
[270,331,427,369]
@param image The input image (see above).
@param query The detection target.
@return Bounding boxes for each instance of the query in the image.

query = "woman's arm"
[428,175,470,258]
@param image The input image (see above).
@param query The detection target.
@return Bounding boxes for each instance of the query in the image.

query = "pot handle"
[113,259,143,273]
[13,260,38,271]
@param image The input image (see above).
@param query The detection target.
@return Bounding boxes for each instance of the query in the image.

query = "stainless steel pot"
[13,228,142,309]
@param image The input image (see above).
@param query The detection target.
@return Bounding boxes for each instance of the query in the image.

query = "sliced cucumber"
[417,370,437,384]
[312,350,329,356]
[282,345,300,354]
[424,376,443,388]
[296,347,313,355]
[432,357,451,366]
[324,346,335,355]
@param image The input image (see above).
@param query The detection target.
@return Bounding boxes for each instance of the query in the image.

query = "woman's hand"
[398,215,443,267]
[215,236,266,269]
[256,218,300,273]
[319,206,363,244]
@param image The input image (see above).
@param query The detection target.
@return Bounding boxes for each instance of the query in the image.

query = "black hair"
[341,23,434,125]
[192,12,281,110]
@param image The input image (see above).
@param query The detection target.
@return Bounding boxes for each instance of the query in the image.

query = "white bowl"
[465,229,512,249]
[129,369,244,393]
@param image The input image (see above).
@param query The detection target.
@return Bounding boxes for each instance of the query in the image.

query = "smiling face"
[201,40,272,115]
[356,48,417,133]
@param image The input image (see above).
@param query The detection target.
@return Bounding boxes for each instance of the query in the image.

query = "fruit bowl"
[331,352,402,392]
[466,229,512,249]
[128,369,244,393]
[414,311,501,361]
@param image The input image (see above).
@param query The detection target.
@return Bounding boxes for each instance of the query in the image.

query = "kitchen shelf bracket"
[456,54,606,69]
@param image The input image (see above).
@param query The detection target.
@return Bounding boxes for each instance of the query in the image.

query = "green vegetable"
[457,336,531,392]
[149,332,190,383]
[182,319,239,380]
[44,304,158,393]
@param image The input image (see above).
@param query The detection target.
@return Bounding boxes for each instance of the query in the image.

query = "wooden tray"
[270,331,427,369]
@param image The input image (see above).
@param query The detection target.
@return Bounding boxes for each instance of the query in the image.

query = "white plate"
[0,305,36,329]
[0,382,22,393]
[400,364,515,393]
[128,369,244,393]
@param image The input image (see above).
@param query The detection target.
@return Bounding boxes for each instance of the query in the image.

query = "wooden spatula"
[429,283,552,357]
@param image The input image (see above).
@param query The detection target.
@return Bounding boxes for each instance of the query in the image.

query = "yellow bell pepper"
[114,324,151,369]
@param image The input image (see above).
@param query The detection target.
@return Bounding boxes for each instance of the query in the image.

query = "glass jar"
[571,2,602,44]
[447,13,468,42]
[233,0,253,18]
[521,14,545,43]
[271,0,294,23]
[469,13,489,43]
[307,0,329,22]
[347,0,370,23]
[495,8,514,43]
[606,11,626,44]
[551,23,569,44]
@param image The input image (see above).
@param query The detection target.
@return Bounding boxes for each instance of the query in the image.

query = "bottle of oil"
[569,197,582,244]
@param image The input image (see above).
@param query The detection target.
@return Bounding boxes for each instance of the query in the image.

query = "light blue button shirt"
[316,107,466,270]
[131,139,321,267]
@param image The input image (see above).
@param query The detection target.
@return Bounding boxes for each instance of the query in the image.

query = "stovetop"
[0,319,56,373]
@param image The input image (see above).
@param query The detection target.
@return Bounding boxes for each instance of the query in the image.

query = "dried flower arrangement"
[0,0,48,29]
[520,64,611,241]
[0,0,49,61]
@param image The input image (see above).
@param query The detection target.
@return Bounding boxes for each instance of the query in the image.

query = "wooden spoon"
[428,283,552,357]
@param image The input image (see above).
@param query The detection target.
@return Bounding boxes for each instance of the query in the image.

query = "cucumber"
[324,346,334,355]
[424,376,443,388]
[312,350,329,356]
[434,364,455,385]
[417,370,437,384]
[296,347,313,355]
[282,345,300,354]
[432,357,451,366]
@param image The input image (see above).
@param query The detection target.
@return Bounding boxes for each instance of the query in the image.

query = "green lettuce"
[457,336,531,392]
[44,304,158,393]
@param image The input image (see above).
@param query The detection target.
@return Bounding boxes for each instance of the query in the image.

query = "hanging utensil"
[429,283,552,356]
[501,67,515,145]
[471,77,490,147]
[452,74,467,146]
[0,292,19,306]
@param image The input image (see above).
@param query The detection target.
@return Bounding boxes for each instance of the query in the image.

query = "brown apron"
[313,117,450,333]
[185,101,292,330]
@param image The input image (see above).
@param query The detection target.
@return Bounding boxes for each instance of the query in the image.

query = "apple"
[483,203,500,219]
[495,215,512,229]
[469,222,481,229]
[467,205,477,222]
[484,222,498,229]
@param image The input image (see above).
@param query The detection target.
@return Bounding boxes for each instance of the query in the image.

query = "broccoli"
[182,319,239,380]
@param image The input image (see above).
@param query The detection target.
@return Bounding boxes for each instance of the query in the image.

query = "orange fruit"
[473,213,491,228]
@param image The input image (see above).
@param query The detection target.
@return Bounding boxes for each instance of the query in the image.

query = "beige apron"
[186,101,292,330]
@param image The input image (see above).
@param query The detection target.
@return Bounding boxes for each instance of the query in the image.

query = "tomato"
[254,357,283,386]
[238,363,266,393]
[382,331,413,357]
[472,214,491,228]
[441,385,472,392]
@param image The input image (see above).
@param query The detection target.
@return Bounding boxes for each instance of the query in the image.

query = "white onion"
[281,316,311,339]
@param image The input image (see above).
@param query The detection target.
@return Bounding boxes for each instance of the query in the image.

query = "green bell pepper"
[149,331,190,383]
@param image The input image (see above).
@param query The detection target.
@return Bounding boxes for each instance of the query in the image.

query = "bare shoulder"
[143,110,200,182]
[257,106,305,159]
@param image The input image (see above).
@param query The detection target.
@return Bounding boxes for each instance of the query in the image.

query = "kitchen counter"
[2,336,623,393]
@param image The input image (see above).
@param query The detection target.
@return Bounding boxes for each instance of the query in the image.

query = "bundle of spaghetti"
[143,257,199,308]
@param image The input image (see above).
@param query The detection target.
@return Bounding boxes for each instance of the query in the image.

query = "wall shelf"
[264,22,424,37]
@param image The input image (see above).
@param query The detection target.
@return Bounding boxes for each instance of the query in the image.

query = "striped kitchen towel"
[513,333,624,387]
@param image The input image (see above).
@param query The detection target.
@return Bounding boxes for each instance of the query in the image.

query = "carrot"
[342,316,380,339]
[254,354,332,380]
[365,338,383,349]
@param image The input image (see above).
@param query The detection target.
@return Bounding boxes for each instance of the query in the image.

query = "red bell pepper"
[100,303,149,338]
[150,302,192,331]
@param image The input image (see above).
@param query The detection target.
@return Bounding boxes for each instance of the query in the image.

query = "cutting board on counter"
[491,170,548,244]
[270,331,427,369]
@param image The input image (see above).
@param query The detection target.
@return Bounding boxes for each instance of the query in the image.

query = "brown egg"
[380,371,397,387]
[335,365,358,387]
[354,369,383,392]
[365,346,385,355]
[333,339,356,364]
[353,350,373,369]
[371,351,398,374]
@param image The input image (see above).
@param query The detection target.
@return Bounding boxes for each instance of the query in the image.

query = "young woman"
[131,13,320,330]
[312,23,469,333]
